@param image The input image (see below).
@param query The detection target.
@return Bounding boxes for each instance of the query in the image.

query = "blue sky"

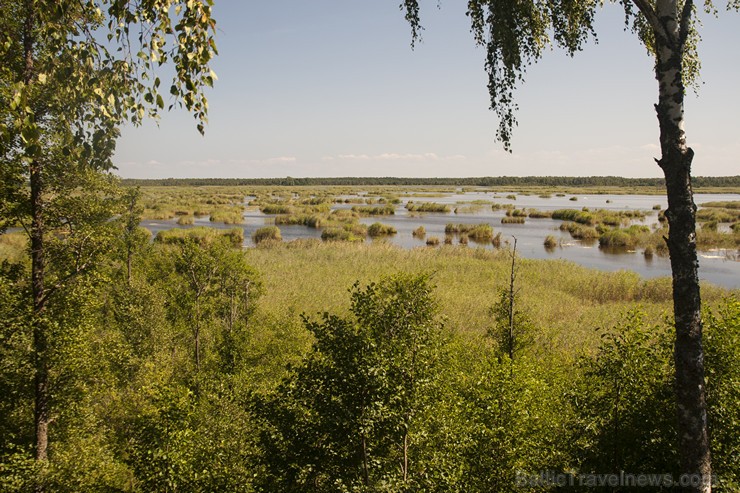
[115,1,740,179]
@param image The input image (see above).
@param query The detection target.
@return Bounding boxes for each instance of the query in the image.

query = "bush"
[253,274,446,491]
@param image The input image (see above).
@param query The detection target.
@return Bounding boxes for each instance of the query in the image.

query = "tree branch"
[631,0,669,42]
[678,0,694,49]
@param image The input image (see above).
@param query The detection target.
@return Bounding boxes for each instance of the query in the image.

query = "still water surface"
[141,191,740,289]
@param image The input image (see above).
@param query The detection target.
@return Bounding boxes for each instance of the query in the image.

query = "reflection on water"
[140,191,740,289]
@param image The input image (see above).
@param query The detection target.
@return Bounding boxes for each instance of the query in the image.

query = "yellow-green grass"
[0,232,28,264]
[405,202,451,213]
[351,205,396,216]
[245,241,733,359]
[252,226,282,244]
[155,226,244,246]
[367,222,397,237]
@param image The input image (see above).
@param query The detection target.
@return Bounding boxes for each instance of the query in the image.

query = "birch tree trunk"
[652,0,711,489]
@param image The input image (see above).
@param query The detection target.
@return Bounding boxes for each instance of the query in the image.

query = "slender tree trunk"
[402,432,409,483]
[23,0,50,471]
[653,3,711,489]
[194,298,201,372]
[126,246,132,285]
[361,433,369,486]
[508,237,517,362]
[31,160,49,465]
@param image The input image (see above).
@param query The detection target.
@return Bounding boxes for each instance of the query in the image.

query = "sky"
[114,1,740,179]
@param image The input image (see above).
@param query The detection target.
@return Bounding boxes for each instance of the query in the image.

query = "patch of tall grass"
[155,226,244,247]
[321,227,364,242]
[412,226,426,238]
[245,241,731,361]
[209,207,245,224]
[367,223,397,237]
[253,226,282,244]
[501,217,525,224]
[176,215,195,225]
[0,232,28,263]
[559,222,599,240]
[351,205,396,216]
[405,202,451,213]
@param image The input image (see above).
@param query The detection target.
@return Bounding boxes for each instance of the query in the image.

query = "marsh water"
[141,191,740,289]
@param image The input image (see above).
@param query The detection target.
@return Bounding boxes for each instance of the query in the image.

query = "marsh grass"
[700,201,740,209]
[560,222,600,240]
[367,223,397,237]
[426,236,441,246]
[245,242,732,362]
[253,226,282,244]
[321,227,364,242]
[209,207,245,224]
[155,226,244,246]
[0,232,27,263]
[501,217,525,224]
[544,235,558,248]
[454,205,484,214]
[697,208,739,223]
[351,205,396,216]
[261,204,294,215]
[506,208,527,217]
[176,215,195,225]
[528,209,553,218]
[412,226,426,238]
[405,202,451,213]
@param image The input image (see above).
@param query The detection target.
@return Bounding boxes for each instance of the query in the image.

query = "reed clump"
[426,236,440,246]
[156,227,244,247]
[367,223,397,237]
[260,204,294,215]
[412,226,426,238]
[252,226,282,244]
[560,222,599,240]
[501,217,525,224]
[405,202,451,213]
[177,215,195,225]
[321,227,364,242]
[209,207,245,224]
[528,209,553,218]
[351,205,396,216]
[544,235,558,248]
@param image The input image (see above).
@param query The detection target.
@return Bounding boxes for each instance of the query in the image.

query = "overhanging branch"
[678,0,694,49]
[631,0,669,42]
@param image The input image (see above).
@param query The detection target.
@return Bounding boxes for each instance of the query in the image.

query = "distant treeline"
[120,175,740,188]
